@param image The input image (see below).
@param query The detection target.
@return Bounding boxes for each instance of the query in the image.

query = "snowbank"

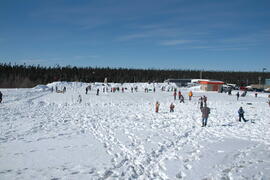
[2,82,269,179]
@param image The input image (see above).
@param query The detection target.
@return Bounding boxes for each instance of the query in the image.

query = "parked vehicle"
[239,86,248,91]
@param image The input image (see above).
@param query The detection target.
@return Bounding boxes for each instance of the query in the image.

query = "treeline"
[0,63,269,88]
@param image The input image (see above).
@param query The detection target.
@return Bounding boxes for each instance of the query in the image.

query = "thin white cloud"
[117,33,152,41]
[177,46,248,51]
[160,40,195,46]
[116,27,190,42]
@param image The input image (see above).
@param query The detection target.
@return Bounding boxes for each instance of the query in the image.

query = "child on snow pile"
[170,103,175,112]
[155,101,160,113]
[238,107,247,122]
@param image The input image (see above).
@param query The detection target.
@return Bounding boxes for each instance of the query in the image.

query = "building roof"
[198,80,224,85]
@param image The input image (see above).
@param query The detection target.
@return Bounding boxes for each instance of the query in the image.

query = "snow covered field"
[1,82,270,180]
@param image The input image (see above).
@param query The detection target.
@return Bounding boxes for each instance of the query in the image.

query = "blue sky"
[0,0,270,71]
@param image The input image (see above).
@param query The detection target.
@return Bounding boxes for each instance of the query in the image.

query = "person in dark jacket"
[238,107,246,122]
[201,105,210,127]
[78,95,82,103]
[203,95,207,106]
[236,92,240,100]
[179,95,185,103]
[170,103,175,112]
[0,91,2,103]
[199,96,204,109]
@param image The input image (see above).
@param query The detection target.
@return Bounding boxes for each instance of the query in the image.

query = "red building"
[198,80,224,91]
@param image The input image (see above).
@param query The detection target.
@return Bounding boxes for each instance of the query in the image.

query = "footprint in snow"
[176,171,186,179]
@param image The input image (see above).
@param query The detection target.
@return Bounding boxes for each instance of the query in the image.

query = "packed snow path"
[0,83,270,180]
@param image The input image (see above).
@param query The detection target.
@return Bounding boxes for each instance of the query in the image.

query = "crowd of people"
[1,83,270,127]
[153,88,270,127]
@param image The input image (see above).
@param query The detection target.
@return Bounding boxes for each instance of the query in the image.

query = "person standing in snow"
[255,92,258,98]
[199,96,204,109]
[188,91,193,101]
[236,92,240,100]
[155,101,160,113]
[201,105,210,127]
[179,95,185,103]
[173,91,177,100]
[85,87,88,94]
[228,88,232,95]
[203,95,207,106]
[78,95,82,103]
[178,90,181,100]
[238,107,246,122]
[0,91,2,103]
[170,103,175,112]
[96,88,100,96]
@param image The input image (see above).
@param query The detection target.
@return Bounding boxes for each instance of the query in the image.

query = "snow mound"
[33,84,50,91]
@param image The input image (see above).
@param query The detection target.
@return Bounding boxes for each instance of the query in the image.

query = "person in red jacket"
[173,91,177,100]
[155,101,160,113]
[178,91,182,100]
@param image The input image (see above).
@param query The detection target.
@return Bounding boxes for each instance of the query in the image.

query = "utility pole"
[200,70,203,79]
[259,76,261,89]
[262,68,267,90]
